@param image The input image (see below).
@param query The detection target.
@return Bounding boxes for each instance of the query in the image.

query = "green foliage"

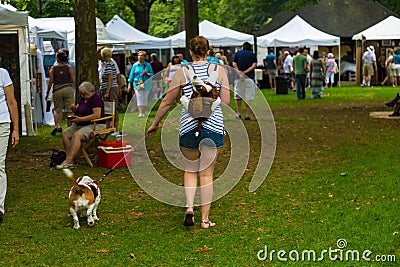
[375,0,400,16]
[4,0,400,37]
[219,0,285,34]
[149,0,180,37]
[8,0,74,17]
[198,0,220,23]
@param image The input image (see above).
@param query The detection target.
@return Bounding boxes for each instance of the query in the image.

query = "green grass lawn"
[0,84,399,266]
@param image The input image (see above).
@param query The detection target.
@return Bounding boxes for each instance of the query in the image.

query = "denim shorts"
[179,128,224,149]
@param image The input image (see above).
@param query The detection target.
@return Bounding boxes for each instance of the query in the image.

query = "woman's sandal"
[201,220,216,229]
[183,211,194,226]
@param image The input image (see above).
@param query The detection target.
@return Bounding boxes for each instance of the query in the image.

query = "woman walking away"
[147,36,230,229]
[310,51,325,99]
[325,53,335,88]
[46,49,76,135]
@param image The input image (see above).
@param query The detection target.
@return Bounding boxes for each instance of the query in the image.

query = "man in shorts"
[265,48,277,90]
[232,42,257,120]
[362,46,377,88]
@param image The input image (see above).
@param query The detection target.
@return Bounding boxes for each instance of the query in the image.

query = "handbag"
[334,62,339,74]
[135,80,144,90]
[320,69,325,81]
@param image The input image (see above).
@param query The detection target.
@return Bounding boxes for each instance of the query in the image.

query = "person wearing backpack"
[146,36,230,229]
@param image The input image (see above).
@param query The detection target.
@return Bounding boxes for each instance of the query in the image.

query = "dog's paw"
[93,215,99,221]
[73,224,81,229]
[87,217,95,226]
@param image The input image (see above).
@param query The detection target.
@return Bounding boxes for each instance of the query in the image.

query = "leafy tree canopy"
[3,0,400,36]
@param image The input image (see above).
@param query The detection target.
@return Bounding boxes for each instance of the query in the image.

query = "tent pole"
[338,44,341,87]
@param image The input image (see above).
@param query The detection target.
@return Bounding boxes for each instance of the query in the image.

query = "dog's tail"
[63,169,82,193]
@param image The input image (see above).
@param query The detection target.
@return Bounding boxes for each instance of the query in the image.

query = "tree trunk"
[184,0,199,60]
[179,0,185,31]
[127,1,153,34]
[133,9,151,33]
[74,0,99,93]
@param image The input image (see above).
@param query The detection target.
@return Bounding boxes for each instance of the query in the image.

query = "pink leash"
[99,117,180,181]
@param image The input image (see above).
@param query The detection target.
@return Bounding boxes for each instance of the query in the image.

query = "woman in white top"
[164,56,182,89]
[0,68,19,223]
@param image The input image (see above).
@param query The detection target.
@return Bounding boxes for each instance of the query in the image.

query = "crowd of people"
[266,48,339,99]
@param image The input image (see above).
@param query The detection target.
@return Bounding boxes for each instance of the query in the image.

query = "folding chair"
[79,101,116,167]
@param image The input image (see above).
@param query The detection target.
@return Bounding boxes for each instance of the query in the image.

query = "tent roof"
[35,17,113,45]
[0,4,28,27]
[170,20,254,48]
[106,15,171,49]
[352,16,400,40]
[28,16,67,41]
[257,15,340,47]
[256,0,395,38]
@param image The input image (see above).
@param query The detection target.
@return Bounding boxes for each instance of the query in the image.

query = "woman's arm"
[146,63,154,77]
[4,84,19,148]
[72,107,101,123]
[107,73,112,90]
[69,65,76,87]
[147,68,184,135]
[46,67,54,100]
[217,66,230,105]
[127,64,136,92]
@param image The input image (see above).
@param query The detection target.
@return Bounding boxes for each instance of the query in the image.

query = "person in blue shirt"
[232,42,257,120]
[177,53,189,67]
[206,46,220,64]
[265,48,277,90]
[127,50,154,117]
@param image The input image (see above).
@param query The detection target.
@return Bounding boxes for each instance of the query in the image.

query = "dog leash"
[99,117,180,182]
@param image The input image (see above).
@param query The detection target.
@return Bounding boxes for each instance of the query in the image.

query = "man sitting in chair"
[56,81,106,169]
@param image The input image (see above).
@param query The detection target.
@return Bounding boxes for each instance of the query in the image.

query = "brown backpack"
[182,64,220,137]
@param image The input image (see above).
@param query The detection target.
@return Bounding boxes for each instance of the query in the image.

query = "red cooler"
[97,141,133,168]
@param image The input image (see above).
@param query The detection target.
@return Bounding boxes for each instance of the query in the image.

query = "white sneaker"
[138,114,145,117]
[110,131,120,136]
[56,161,75,169]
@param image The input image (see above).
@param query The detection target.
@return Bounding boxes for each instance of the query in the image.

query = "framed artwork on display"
[382,40,391,46]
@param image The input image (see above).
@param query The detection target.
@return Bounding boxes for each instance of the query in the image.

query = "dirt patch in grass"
[7,100,393,174]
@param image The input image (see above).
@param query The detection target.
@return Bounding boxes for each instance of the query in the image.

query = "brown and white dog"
[63,169,101,229]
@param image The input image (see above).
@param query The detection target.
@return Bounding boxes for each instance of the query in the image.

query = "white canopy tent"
[35,17,129,61]
[28,16,67,44]
[28,16,68,126]
[352,16,400,40]
[106,15,171,49]
[257,15,341,85]
[0,4,32,135]
[169,20,254,48]
[257,15,340,47]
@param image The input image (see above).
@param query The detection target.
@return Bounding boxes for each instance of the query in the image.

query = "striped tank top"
[180,63,224,136]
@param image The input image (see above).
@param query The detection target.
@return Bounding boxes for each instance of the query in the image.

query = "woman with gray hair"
[100,47,120,133]
[56,81,105,169]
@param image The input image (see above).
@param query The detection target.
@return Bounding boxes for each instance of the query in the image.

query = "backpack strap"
[178,65,191,103]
